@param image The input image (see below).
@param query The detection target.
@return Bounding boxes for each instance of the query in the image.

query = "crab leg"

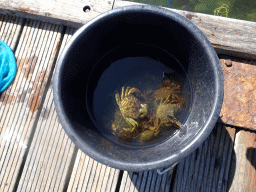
[120,87,124,101]
[154,118,161,136]
[125,86,130,97]
[125,117,138,131]
[128,87,142,96]
[115,93,120,106]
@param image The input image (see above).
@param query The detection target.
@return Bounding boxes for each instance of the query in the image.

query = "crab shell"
[119,95,140,119]
[156,103,177,125]
[116,87,144,120]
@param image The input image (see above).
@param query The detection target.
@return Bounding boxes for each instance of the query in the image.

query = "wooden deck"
[1,1,256,191]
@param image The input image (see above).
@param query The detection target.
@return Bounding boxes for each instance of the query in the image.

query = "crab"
[156,98,181,128]
[139,116,161,142]
[155,84,185,107]
[111,109,127,136]
[118,123,141,142]
[115,86,147,131]
[155,72,185,107]
[138,98,180,142]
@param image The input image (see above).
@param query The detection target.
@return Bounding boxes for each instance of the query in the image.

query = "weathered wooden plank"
[16,87,76,192]
[0,19,42,189]
[1,0,256,59]
[114,1,256,60]
[119,167,173,192]
[67,149,120,192]
[0,16,23,50]
[228,129,256,192]
[0,0,113,28]
[0,19,63,191]
[172,123,236,192]
[15,27,75,192]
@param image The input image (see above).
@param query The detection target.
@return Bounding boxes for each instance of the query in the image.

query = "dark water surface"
[90,44,192,147]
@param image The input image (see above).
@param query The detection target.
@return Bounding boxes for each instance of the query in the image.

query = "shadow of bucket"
[126,123,236,191]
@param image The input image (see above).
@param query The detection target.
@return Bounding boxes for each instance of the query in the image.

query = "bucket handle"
[157,162,178,175]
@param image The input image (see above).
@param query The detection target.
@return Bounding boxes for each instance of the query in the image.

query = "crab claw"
[139,104,148,114]
[166,115,181,128]
[127,87,140,95]
[125,117,138,132]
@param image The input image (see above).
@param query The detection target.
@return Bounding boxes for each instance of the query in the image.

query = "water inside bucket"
[88,44,192,147]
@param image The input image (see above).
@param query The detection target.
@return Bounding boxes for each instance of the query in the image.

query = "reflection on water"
[92,48,192,147]
[214,4,229,17]
[125,0,256,22]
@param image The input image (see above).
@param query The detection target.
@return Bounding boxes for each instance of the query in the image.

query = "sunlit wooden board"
[0,19,63,191]
[172,123,236,192]
[0,0,113,28]
[67,150,120,192]
[0,14,24,50]
[228,129,256,192]
[16,86,76,192]
[119,168,173,192]
[16,27,77,192]
[114,1,256,60]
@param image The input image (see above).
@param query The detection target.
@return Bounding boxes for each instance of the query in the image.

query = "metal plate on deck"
[219,56,256,130]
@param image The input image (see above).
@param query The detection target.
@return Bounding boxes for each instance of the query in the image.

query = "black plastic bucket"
[53,5,224,171]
